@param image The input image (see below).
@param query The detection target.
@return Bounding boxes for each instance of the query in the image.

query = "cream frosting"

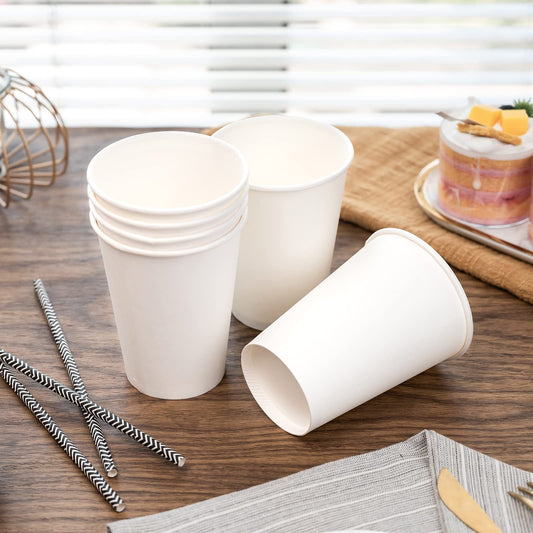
[440,105,533,161]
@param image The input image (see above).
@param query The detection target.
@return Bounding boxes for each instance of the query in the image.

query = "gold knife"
[437,468,502,533]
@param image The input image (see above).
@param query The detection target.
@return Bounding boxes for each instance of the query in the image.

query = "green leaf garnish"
[513,98,533,117]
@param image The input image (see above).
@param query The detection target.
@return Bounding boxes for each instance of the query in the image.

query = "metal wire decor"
[0,68,69,207]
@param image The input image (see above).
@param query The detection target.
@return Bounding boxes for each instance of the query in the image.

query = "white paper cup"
[89,211,246,399]
[88,184,248,238]
[87,131,248,222]
[213,115,354,330]
[241,228,474,435]
[90,198,246,251]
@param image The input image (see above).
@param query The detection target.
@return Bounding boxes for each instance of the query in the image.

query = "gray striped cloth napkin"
[107,430,533,533]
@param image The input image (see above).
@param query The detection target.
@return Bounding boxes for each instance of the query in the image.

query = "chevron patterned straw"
[0,349,185,467]
[0,360,126,512]
[33,279,118,478]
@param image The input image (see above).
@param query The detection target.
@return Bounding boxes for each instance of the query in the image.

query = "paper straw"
[0,360,125,512]
[33,279,118,478]
[0,350,186,467]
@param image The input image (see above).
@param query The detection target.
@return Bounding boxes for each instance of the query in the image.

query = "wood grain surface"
[0,128,531,533]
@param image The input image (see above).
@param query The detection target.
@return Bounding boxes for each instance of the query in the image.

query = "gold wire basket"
[0,68,69,207]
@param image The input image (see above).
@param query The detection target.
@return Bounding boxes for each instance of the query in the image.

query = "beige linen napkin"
[339,126,533,304]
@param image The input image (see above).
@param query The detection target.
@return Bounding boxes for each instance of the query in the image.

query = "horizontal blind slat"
[59,111,447,129]
[2,3,531,23]
[4,47,530,66]
[2,25,532,46]
[11,68,531,87]
[46,89,529,109]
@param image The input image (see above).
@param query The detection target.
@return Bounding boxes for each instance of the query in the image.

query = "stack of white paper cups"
[87,131,248,399]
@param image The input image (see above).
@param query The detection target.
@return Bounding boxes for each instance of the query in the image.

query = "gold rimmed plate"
[414,160,533,265]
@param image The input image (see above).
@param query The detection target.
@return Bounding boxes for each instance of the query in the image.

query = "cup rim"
[213,114,354,193]
[366,228,474,357]
[90,209,246,257]
[88,185,247,231]
[87,131,248,216]
[90,197,246,246]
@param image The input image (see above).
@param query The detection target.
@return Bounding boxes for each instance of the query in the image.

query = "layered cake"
[438,103,533,226]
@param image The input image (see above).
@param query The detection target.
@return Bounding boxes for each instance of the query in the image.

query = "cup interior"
[241,345,311,436]
[87,131,248,214]
[213,115,354,190]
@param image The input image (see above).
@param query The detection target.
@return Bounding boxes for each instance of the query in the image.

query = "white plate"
[414,160,533,264]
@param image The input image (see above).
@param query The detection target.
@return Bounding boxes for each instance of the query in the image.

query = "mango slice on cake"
[468,105,502,127]
[500,108,529,136]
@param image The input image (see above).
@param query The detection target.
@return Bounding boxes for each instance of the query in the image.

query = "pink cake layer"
[440,149,532,180]
[439,141,532,193]
[438,177,531,225]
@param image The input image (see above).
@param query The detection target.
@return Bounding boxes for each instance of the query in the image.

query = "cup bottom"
[126,368,225,400]
[232,308,271,331]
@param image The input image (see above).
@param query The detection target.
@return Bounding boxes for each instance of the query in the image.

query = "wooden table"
[1,128,532,532]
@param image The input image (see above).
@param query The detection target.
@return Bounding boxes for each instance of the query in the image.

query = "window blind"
[1,1,531,128]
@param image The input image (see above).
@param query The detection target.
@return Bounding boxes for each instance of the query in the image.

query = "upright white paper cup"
[90,212,245,399]
[241,228,474,435]
[213,115,354,330]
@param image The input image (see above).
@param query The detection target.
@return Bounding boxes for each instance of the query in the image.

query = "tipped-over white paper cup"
[241,228,473,435]
[88,184,248,238]
[213,115,354,330]
[87,131,248,222]
[90,211,246,399]
[90,198,246,252]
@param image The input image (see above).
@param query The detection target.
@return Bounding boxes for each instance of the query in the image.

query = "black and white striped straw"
[0,360,125,512]
[0,349,186,467]
[33,279,118,478]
